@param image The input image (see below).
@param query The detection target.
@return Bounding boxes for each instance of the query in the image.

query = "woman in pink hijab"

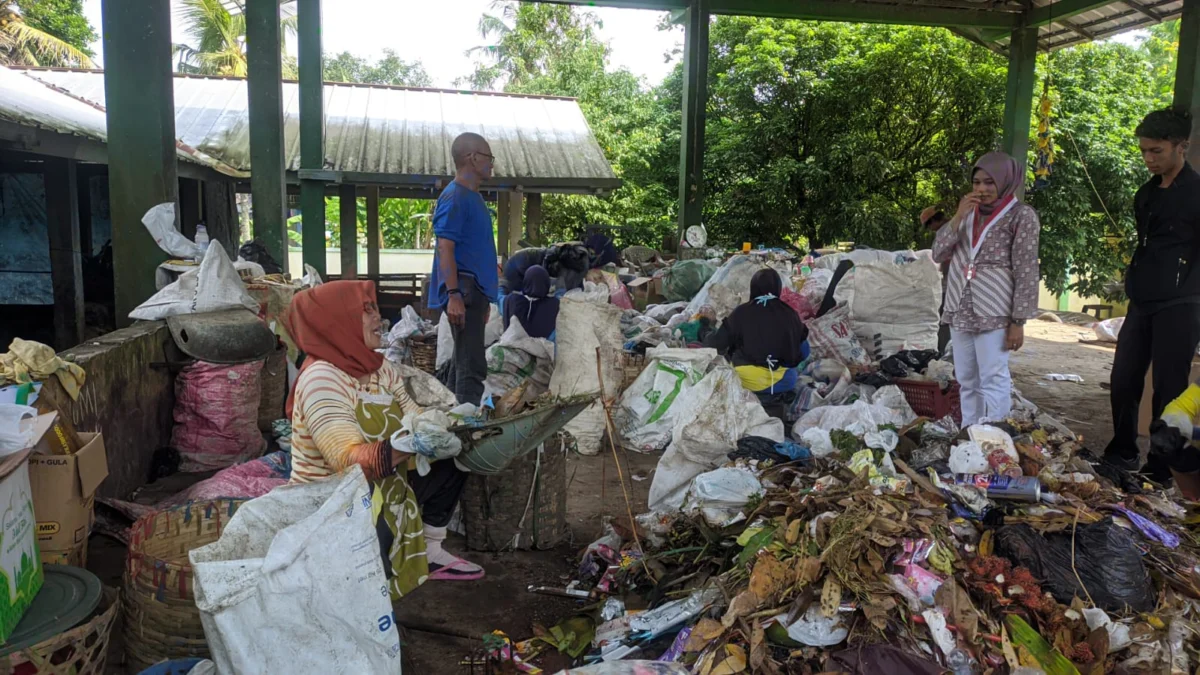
[932,151,1042,425]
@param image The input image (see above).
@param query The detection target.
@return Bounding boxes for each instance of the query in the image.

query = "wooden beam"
[506,191,523,257]
[679,0,710,243]
[1177,0,1200,166]
[204,180,240,260]
[44,157,83,350]
[982,0,1112,41]
[1002,25,1038,187]
[178,177,203,239]
[1122,0,1166,23]
[339,183,358,278]
[497,192,511,259]
[366,186,381,277]
[247,0,289,271]
[298,0,327,278]
[526,193,542,246]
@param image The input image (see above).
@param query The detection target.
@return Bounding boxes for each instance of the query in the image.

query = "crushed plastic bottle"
[946,648,978,675]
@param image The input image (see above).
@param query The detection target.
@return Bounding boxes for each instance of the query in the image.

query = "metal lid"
[0,565,103,655]
[167,308,277,364]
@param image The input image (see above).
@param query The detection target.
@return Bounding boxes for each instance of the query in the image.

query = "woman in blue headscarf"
[502,264,559,340]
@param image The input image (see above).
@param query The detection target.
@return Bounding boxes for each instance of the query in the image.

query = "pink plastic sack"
[172,360,266,472]
[781,286,815,320]
[599,270,634,310]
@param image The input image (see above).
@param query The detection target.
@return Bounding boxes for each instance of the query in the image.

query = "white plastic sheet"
[647,365,783,511]
[685,467,763,527]
[190,466,402,674]
[142,202,206,260]
[617,345,718,452]
[548,297,624,455]
[1093,317,1124,343]
[0,404,36,455]
[129,242,260,321]
[684,255,776,322]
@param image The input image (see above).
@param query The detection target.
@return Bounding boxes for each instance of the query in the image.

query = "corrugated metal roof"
[0,66,245,175]
[996,0,1183,52]
[16,69,620,192]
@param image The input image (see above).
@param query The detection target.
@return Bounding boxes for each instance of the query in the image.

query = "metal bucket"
[452,396,594,475]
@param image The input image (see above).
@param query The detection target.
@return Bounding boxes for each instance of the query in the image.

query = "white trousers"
[950,328,1012,426]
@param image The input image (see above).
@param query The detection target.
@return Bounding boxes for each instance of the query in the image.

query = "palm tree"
[174,0,297,78]
[0,4,95,68]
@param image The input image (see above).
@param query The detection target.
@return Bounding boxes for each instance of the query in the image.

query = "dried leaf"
[686,618,726,652]
[710,643,748,675]
[1002,625,1020,669]
[785,518,803,545]
[820,575,842,618]
[750,622,768,671]
[723,590,761,628]
[863,595,897,630]
[794,557,822,587]
[867,546,886,574]
[749,554,789,603]
[934,577,979,643]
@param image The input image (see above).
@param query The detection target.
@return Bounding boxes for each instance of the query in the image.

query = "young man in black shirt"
[1105,108,1200,476]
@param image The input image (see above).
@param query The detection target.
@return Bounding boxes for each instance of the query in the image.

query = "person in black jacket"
[1105,108,1200,474]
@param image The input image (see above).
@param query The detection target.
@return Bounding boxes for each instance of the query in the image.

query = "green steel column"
[677,0,710,243]
[1001,25,1038,181]
[1175,0,1200,164]
[299,0,327,277]
[101,0,176,325]
[246,0,288,269]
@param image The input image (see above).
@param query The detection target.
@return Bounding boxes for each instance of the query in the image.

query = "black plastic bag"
[238,239,283,274]
[995,519,1155,613]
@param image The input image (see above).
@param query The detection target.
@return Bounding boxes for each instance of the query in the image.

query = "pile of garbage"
[470,247,1200,675]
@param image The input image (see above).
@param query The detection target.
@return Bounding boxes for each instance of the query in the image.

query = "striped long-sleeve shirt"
[933,202,1041,333]
[289,360,420,483]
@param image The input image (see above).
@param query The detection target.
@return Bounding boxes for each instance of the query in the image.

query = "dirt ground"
[87,315,1121,673]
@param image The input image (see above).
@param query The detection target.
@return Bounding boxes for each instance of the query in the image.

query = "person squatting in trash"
[1150,379,1200,499]
[704,268,809,420]
[932,151,1041,426]
[500,244,589,298]
[1105,107,1200,479]
[286,280,485,601]
[503,264,560,341]
[429,132,500,407]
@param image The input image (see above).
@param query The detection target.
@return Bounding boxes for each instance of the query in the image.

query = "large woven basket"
[460,434,568,552]
[2,587,119,675]
[122,499,243,673]
[258,342,288,431]
[409,334,438,375]
[618,351,647,391]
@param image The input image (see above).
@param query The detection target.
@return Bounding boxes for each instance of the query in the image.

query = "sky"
[80,0,683,89]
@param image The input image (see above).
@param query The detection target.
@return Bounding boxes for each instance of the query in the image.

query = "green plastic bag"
[662,260,716,302]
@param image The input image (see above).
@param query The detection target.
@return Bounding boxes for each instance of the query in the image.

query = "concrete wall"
[1038,279,1128,318]
[57,321,174,498]
[287,248,434,276]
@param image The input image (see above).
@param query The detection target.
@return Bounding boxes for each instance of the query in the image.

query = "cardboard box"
[28,417,107,552]
[0,416,47,642]
[40,539,86,567]
[627,277,664,312]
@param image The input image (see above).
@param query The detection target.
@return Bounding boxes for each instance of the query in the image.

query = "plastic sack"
[831,259,942,359]
[190,466,402,674]
[801,428,835,458]
[0,404,36,454]
[391,408,462,476]
[661,260,716,302]
[595,270,634,310]
[564,281,611,305]
[648,365,783,511]
[685,466,763,527]
[792,396,912,438]
[644,302,689,324]
[129,242,260,321]
[1093,317,1124,343]
[156,451,291,511]
[482,321,556,405]
[172,360,266,472]
[805,304,870,367]
[435,304,505,370]
[798,269,834,309]
[995,520,1156,613]
[617,345,719,452]
[142,202,206,260]
[685,255,774,323]
[780,286,816,321]
[548,297,624,455]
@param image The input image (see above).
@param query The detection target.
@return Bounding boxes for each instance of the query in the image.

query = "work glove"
[1149,419,1200,474]
[1162,411,1196,442]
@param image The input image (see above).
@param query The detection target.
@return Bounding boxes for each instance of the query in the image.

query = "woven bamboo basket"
[618,351,648,391]
[3,587,119,675]
[258,342,288,431]
[123,499,244,672]
[460,434,567,552]
[409,334,438,375]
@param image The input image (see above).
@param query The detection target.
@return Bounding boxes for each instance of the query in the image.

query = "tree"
[325,49,433,87]
[463,1,677,248]
[13,0,95,57]
[174,0,297,78]
[0,3,94,66]
[321,196,435,250]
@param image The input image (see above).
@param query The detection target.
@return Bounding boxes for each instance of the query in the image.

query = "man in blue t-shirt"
[428,132,499,406]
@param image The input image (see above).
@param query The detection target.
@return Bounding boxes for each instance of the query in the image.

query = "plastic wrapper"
[995,520,1156,613]
[776,605,849,647]
[628,586,722,640]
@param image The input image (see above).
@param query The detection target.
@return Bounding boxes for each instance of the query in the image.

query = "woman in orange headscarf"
[286,280,484,599]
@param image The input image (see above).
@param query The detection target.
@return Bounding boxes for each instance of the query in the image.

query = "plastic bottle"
[946,649,977,675]
[194,223,209,250]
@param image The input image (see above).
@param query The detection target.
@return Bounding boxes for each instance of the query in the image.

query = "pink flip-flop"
[429,557,486,581]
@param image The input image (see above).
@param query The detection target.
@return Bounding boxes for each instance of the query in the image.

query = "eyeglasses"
[474,151,495,161]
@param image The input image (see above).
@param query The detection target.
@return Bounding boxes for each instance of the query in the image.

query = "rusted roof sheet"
[1006,0,1182,52]
[17,69,620,192]
[0,66,245,176]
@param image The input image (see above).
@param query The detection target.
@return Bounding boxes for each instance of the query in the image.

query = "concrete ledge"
[60,321,174,498]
